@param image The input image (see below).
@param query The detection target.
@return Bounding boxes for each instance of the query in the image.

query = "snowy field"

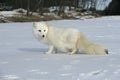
[0,16,120,80]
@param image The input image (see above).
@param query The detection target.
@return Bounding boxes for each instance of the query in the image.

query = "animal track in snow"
[113,69,120,74]
[1,75,20,80]
[79,69,108,77]
[28,69,49,75]
[35,71,48,75]
[28,69,40,72]
[60,73,73,77]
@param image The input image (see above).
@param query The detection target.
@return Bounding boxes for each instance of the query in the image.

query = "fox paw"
[45,51,56,54]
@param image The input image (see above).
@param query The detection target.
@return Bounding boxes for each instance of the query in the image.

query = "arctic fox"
[33,22,108,55]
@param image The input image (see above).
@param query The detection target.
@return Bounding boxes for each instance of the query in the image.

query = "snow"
[0,11,20,17]
[0,16,120,80]
[97,0,112,10]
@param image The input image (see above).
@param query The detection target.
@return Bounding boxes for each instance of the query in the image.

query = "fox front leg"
[46,45,56,54]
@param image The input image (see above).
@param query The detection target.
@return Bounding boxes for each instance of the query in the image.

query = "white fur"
[33,22,108,55]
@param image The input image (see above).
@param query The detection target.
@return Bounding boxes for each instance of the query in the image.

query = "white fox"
[33,22,108,55]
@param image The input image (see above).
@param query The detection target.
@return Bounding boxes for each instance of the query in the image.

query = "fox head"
[33,22,48,39]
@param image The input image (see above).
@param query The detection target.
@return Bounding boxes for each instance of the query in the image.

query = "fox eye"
[38,30,41,32]
[44,30,46,32]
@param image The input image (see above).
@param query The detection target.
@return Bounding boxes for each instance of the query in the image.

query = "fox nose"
[42,35,45,38]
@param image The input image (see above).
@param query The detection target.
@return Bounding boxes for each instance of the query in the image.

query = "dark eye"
[44,30,46,32]
[38,30,41,32]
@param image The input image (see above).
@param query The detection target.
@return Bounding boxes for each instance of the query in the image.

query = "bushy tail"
[85,44,108,55]
[77,33,108,55]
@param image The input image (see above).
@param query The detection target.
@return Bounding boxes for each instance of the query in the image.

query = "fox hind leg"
[70,48,78,55]
[69,43,78,55]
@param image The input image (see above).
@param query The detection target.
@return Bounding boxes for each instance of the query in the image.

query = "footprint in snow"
[113,69,120,74]
[79,70,108,77]
[88,70,108,76]
[60,73,73,77]
[28,69,40,72]
[1,75,20,80]
[28,69,48,75]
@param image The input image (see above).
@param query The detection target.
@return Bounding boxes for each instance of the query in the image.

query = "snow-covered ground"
[0,16,120,80]
[0,8,95,23]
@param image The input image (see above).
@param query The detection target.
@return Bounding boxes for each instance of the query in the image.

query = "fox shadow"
[19,48,85,55]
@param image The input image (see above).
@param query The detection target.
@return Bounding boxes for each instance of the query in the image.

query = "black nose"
[42,35,45,37]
